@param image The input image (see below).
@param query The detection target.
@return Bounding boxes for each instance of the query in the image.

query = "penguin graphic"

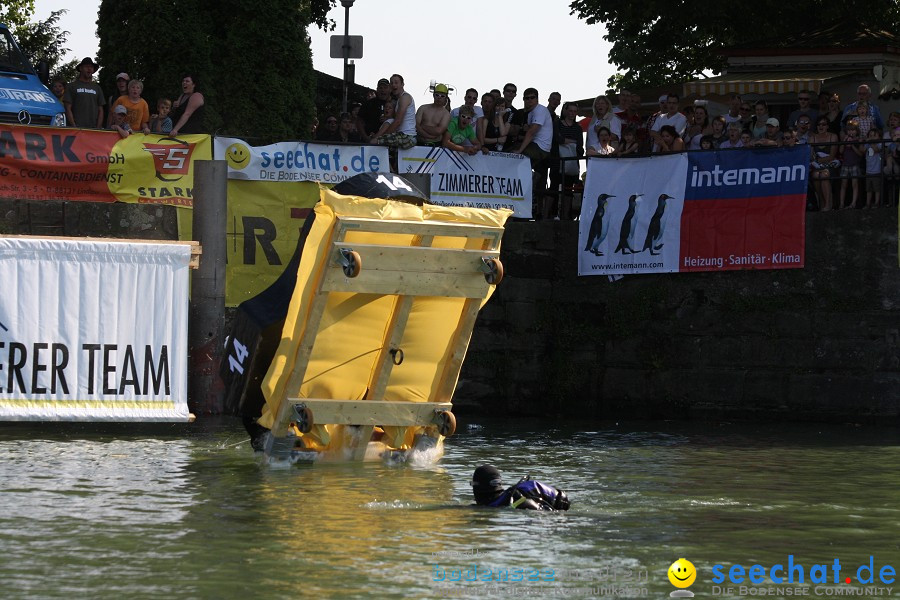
[583,193,615,255]
[641,194,673,255]
[614,194,641,255]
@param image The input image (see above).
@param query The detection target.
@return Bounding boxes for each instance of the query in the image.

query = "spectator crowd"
[50,58,899,217]
[314,76,899,217]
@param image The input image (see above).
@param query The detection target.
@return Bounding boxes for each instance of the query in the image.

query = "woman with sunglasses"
[809,117,839,211]
[822,94,843,135]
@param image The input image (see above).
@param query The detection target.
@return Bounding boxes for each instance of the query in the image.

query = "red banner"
[0,124,211,206]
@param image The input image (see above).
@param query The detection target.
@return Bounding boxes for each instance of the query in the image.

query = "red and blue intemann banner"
[578,146,808,276]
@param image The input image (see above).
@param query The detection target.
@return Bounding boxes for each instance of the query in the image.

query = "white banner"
[214,137,390,184]
[578,154,687,276]
[0,238,191,421]
[399,147,533,218]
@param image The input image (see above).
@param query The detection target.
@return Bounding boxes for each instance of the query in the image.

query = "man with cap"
[106,72,130,127]
[357,77,391,143]
[471,465,570,511]
[109,104,132,139]
[750,117,783,147]
[644,94,668,136]
[415,83,451,146]
[63,57,105,128]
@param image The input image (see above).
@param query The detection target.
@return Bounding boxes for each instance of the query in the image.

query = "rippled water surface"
[1,418,898,599]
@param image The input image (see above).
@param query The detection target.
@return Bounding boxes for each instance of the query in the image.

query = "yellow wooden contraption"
[257,188,511,462]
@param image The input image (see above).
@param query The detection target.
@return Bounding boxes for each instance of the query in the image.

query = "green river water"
[1,417,898,599]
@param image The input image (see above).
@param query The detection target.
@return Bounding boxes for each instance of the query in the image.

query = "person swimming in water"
[471,465,570,511]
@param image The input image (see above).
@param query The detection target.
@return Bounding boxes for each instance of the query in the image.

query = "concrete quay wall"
[457,209,900,424]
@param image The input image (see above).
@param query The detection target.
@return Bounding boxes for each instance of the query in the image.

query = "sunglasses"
[798,97,810,101]
[523,95,537,100]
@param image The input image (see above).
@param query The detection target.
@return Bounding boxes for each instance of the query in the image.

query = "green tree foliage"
[14,10,78,84]
[0,0,35,31]
[569,1,900,89]
[97,0,336,142]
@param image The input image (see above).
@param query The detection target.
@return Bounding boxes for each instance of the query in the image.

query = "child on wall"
[839,119,863,209]
[109,104,131,139]
[864,128,882,209]
[149,98,173,134]
[110,79,151,134]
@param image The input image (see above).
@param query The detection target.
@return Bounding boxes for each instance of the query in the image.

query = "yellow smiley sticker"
[224,142,250,170]
[668,558,696,588]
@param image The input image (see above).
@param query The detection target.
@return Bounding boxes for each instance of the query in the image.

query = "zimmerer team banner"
[0,237,192,421]
[399,147,533,218]
[214,138,390,306]
[0,123,211,205]
[578,146,808,276]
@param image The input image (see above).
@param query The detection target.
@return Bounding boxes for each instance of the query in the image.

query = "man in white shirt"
[513,88,553,216]
[723,94,743,127]
[450,88,484,121]
[513,88,552,166]
[650,93,687,151]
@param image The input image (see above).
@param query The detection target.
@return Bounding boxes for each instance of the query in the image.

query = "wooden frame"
[267,216,504,460]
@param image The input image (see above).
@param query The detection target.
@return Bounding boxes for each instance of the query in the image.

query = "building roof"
[727,23,900,56]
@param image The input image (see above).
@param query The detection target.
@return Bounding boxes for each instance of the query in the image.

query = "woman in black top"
[170,74,205,136]
[478,93,508,152]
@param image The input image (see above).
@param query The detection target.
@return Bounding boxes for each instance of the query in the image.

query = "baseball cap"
[434,83,449,94]
[114,105,128,114]
[116,72,130,81]
[765,117,780,127]
[377,78,390,86]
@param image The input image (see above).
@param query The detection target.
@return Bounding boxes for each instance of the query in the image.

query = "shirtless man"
[416,83,451,146]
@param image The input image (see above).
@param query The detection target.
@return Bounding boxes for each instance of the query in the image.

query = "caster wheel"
[342,250,362,278]
[483,258,503,285]
[437,411,456,437]
[293,405,314,434]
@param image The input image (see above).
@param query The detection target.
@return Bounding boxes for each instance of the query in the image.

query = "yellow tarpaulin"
[258,188,511,439]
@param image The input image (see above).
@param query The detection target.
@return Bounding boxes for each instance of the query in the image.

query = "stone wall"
[457,208,900,424]
[0,200,179,239]
[5,199,897,424]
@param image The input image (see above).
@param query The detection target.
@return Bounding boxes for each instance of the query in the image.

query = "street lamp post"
[341,0,355,114]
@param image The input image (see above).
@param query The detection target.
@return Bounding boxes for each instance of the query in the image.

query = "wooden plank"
[270,223,342,436]
[336,217,503,241]
[288,398,452,427]
[332,243,498,274]
[349,425,374,461]
[322,268,488,298]
[434,298,483,403]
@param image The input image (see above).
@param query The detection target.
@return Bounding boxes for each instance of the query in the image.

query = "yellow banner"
[108,133,212,206]
[225,180,320,306]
